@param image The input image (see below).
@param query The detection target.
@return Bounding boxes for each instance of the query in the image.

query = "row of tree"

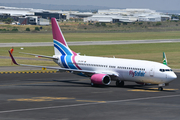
[0,18,14,24]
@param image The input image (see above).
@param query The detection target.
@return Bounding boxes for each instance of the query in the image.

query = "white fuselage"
[55,55,177,85]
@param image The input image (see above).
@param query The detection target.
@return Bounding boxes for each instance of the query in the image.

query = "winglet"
[163,52,168,65]
[8,50,18,65]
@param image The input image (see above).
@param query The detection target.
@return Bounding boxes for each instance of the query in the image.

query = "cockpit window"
[159,69,172,72]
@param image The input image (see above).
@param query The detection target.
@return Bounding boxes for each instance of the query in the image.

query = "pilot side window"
[159,69,172,72]
[160,69,165,72]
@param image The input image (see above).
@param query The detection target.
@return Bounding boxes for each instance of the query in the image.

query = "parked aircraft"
[9,18,177,91]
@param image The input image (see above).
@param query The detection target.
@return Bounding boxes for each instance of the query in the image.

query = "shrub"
[123,22,127,25]
[138,22,143,25]
[26,28,30,31]
[35,27,40,31]
[95,22,101,27]
[101,23,106,27]
[11,28,18,31]
[88,23,93,25]
[156,22,162,26]
[116,23,121,27]
[0,29,6,31]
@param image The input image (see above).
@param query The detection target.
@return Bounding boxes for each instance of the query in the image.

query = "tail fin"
[163,52,168,65]
[51,18,77,56]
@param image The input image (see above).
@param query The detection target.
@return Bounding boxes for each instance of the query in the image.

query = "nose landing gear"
[158,83,169,91]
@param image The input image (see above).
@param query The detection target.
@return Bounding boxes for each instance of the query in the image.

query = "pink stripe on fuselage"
[51,18,67,46]
[72,55,81,70]
[72,50,77,55]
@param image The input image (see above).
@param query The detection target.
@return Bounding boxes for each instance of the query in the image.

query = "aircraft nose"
[167,72,177,80]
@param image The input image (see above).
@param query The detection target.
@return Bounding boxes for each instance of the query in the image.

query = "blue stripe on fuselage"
[66,55,77,69]
[61,55,68,68]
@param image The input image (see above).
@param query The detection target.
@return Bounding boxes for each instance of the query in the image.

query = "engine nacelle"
[91,74,111,85]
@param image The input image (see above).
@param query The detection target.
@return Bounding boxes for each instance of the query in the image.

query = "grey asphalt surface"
[0,39,180,47]
[0,72,179,120]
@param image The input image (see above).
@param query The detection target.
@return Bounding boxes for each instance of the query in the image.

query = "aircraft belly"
[122,70,164,84]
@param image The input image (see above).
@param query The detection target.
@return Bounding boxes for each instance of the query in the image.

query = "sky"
[1,0,180,10]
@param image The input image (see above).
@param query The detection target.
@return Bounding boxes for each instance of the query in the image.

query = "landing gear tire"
[116,81,124,87]
[158,87,163,91]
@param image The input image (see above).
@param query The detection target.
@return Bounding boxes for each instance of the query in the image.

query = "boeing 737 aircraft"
[9,18,177,91]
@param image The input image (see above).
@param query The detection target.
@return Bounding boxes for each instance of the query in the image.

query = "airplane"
[9,18,177,91]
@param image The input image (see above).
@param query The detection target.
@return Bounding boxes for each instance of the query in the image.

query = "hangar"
[85,9,171,23]
[0,6,172,24]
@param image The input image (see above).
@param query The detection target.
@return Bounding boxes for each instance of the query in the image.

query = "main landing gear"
[116,80,124,87]
[158,87,163,91]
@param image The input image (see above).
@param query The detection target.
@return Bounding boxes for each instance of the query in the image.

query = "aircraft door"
[149,67,154,77]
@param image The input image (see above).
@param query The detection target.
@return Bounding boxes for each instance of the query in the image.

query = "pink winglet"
[8,50,18,65]
[51,18,67,46]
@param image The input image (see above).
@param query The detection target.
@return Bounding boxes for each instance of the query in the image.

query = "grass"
[0,33,52,43]
[0,31,180,43]
[1,42,180,68]
[1,20,180,33]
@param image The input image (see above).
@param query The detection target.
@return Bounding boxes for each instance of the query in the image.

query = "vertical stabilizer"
[163,52,168,65]
[51,18,76,56]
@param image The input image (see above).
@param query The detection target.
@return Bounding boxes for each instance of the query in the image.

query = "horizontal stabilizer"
[9,51,96,74]
[19,52,58,60]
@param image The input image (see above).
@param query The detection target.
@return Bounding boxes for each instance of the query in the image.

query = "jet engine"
[91,74,111,85]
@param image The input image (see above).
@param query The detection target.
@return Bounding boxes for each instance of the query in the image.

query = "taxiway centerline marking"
[0,94,180,114]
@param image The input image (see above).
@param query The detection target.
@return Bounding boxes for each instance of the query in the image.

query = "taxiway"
[0,72,179,120]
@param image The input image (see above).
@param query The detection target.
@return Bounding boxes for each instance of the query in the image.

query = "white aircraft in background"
[9,18,177,91]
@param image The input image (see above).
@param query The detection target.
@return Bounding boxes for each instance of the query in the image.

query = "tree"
[4,18,13,24]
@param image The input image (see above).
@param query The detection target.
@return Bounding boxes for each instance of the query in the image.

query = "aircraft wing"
[9,50,95,73]
[9,51,118,77]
